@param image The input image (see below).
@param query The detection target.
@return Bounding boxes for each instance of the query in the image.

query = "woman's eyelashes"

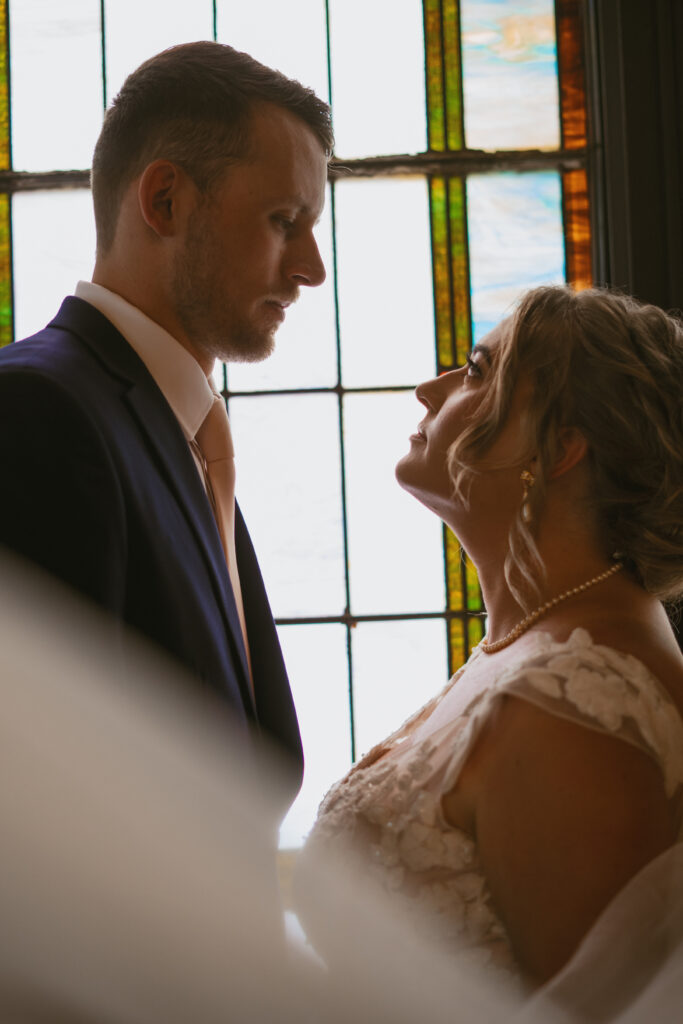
[465,355,483,379]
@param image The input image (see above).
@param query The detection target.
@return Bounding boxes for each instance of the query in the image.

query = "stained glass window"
[0,0,592,850]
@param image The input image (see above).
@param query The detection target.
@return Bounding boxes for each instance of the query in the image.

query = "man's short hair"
[91,41,334,253]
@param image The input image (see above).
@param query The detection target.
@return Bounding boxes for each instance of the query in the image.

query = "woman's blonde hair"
[448,285,683,611]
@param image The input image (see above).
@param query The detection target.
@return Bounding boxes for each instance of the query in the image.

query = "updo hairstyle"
[448,285,683,611]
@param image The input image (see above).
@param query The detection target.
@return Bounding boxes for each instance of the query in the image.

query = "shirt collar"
[74,280,215,440]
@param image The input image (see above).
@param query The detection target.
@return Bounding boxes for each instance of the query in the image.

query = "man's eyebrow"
[471,343,493,364]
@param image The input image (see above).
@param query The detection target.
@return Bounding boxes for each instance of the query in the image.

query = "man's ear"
[549,427,588,480]
[137,161,186,238]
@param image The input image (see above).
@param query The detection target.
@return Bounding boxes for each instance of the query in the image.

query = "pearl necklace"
[479,562,623,654]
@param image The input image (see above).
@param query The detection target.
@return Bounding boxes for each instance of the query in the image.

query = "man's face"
[172,103,328,367]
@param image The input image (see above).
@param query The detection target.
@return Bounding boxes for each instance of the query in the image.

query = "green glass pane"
[429,177,453,368]
[448,176,471,366]
[443,0,464,150]
[445,528,463,610]
[461,0,560,150]
[464,551,483,610]
[468,616,485,648]
[0,194,11,347]
[424,0,445,151]
[0,0,8,170]
[424,0,464,152]
[449,617,465,674]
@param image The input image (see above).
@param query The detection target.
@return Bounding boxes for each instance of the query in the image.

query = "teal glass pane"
[216,0,329,103]
[335,178,435,388]
[228,393,345,619]
[278,623,351,848]
[461,0,560,150]
[344,391,445,616]
[328,0,427,158]
[104,0,213,103]
[352,619,449,758]
[12,189,96,340]
[9,0,102,171]
[467,171,564,341]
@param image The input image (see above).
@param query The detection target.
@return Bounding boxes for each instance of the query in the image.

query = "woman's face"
[396,320,527,529]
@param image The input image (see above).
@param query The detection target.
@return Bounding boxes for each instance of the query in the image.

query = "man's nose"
[289,236,326,288]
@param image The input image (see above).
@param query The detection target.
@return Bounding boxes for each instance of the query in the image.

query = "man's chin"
[221,329,277,365]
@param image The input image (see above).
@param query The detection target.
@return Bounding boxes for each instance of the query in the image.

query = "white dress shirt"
[74,280,216,485]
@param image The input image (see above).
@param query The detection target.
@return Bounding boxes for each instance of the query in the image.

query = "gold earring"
[520,469,535,523]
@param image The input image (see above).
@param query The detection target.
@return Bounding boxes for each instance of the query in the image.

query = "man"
[0,41,332,799]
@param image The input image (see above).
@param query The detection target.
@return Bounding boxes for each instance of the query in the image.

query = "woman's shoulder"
[478,623,683,799]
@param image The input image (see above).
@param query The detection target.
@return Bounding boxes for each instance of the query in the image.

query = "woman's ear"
[549,427,588,480]
[137,160,185,238]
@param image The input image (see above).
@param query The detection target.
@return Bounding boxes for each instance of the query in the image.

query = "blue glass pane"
[467,171,564,341]
[461,0,560,150]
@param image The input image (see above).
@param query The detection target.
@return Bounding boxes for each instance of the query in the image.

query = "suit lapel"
[52,298,255,714]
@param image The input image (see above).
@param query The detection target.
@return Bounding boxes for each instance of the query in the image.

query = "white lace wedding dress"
[298,628,683,984]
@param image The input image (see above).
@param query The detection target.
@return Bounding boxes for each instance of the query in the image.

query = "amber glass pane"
[556,0,588,150]
[562,167,592,290]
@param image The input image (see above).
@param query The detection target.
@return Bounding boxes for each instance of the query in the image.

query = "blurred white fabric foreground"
[0,552,681,1023]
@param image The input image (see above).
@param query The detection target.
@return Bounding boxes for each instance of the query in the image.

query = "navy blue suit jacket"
[0,296,302,794]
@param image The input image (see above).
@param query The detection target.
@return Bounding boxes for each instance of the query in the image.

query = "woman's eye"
[465,356,482,378]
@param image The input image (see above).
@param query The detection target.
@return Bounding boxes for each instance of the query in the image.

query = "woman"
[298,286,683,993]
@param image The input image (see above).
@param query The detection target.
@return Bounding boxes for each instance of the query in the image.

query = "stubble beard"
[171,209,277,365]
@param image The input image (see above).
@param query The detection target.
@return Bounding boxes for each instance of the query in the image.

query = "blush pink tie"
[193,396,253,688]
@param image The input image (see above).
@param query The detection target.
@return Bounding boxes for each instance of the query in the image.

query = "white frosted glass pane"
[104,0,213,103]
[329,0,427,158]
[9,0,102,171]
[229,394,345,618]
[462,0,560,150]
[467,172,565,341]
[336,179,435,388]
[227,189,336,392]
[12,190,96,341]
[352,619,448,757]
[278,623,351,848]
[216,0,329,102]
[344,392,445,615]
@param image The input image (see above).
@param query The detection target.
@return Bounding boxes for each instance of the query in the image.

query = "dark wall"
[587,0,683,311]
[587,0,683,646]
